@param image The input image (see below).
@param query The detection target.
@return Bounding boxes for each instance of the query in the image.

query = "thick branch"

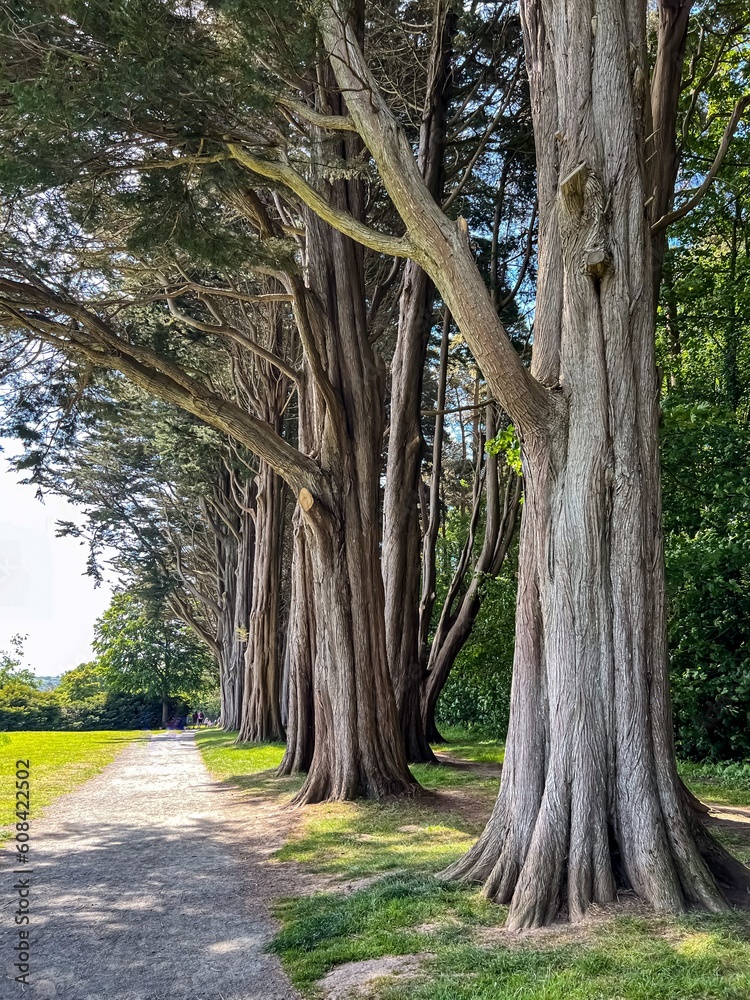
[227,143,415,258]
[316,4,554,438]
[276,96,357,131]
[0,282,323,495]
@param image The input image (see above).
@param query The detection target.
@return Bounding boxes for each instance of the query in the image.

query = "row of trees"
[0,0,748,929]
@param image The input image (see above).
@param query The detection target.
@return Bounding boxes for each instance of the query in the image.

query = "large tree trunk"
[292,203,417,802]
[278,38,417,799]
[382,0,454,764]
[214,477,255,731]
[382,258,436,764]
[237,460,285,743]
[277,503,316,774]
[442,0,749,928]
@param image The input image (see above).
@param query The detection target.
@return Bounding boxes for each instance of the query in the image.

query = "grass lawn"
[0,730,145,840]
[196,728,750,999]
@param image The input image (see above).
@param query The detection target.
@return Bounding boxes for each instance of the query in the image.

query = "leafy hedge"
[0,690,163,731]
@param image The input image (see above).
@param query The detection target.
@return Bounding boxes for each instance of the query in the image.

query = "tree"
[56,662,107,703]
[93,591,216,725]
[1,360,269,734]
[0,0,415,802]
[0,635,35,687]
[655,93,750,760]
[382,0,533,763]
[308,0,750,925]
[1,0,748,916]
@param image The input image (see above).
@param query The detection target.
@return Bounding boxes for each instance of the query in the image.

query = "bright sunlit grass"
[194,725,750,999]
[0,730,144,839]
[273,880,750,999]
[194,729,304,798]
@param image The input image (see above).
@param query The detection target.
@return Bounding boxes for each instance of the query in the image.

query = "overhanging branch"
[652,95,750,234]
[227,143,415,258]
[0,277,324,495]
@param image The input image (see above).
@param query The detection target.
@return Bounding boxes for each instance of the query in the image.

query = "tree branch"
[276,96,357,131]
[651,95,750,234]
[315,2,555,438]
[164,294,299,382]
[0,277,324,495]
[226,143,416,258]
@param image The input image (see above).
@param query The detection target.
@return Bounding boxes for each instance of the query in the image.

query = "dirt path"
[3,732,300,1000]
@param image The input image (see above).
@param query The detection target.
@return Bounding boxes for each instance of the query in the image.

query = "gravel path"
[2,732,300,1000]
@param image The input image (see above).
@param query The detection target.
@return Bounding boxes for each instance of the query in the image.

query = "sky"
[0,446,113,677]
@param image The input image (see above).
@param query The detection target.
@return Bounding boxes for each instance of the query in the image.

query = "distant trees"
[0,635,34,686]
[656,86,750,760]
[55,662,107,703]
[93,591,216,725]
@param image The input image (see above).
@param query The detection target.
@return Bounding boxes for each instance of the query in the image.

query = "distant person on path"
[192,710,199,726]
[197,711,205,727]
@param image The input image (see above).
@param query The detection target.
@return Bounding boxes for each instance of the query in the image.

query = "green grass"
[272,875,750,999]
[376,912,750,1000]
[678,761,750,807]
[194,729,305,798]
[0,730,144,839]
[274,734,500,880]
[271,874,504,992]
[194,726,750,999]
[430,726,505,765]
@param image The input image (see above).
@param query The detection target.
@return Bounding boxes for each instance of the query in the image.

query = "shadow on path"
[1,733,299,1000]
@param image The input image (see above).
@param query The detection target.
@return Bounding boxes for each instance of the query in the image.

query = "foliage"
[677,760,750,807]
[485,425,522,476]
[56,661,107,702]
[0,634,168,730]
[0,634,38,687]
[430,500,517,737]
[435,575,516,738]
[660,394,750,760]
[93,590,217,710]
[0,685,63,731]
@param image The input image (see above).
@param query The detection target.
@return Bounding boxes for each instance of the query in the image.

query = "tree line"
[0,0,748,929]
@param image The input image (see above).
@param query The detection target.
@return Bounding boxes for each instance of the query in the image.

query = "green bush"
[0,685,163,731]
[662,403,750,760]
[436,575,516,739]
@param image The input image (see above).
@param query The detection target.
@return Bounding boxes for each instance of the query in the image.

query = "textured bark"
[382,1,454,764]
[649,0,694,301]
[279,37,416,800]
[277,504,316,774]
[214,477,255,731]
[383,258,436,763]
[237,460,285,743]
[441,0,749,928]
[277,365,317,774]
[233,302,291,744]
[418,306,450,734]
[318,0,749,925]
[292,199,416,802]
